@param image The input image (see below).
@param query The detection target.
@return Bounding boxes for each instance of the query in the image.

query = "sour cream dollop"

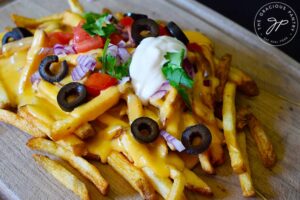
[129,36,186,104]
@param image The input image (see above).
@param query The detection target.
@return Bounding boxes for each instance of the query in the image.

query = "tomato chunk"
[85,73,118,96]
[110,33,123,45]
[47,32,74,47]
[159,25,169,36]
[120,16,134,27]
[73,23,104,53]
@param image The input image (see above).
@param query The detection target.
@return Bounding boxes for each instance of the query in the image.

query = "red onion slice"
[54,44,76,55]
[150,82,170,101]
[71,55,96,81]
[30,71,41,84]
[160,130,185,152]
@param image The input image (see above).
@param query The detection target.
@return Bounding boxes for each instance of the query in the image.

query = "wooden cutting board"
[0,0,299,199]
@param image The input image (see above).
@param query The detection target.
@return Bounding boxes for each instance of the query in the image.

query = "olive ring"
[131,117,159,143]
[2,27,33,46]
[181,124,212,155]
[166,21,189,45]
[124,12,148,20]
[57,82,87,112]
[131,18,159,44]
[39,55,69,83]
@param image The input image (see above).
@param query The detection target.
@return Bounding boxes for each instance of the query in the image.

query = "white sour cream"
[129,36,186,104]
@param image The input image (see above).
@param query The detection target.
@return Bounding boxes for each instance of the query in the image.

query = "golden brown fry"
[229,67,259,97]
[11,13,64,28]
[183,168,212,195]
[52,86,120,140]
[125,93,143,124]
[215,54,231,102]
[57,135,88,156]
[178,153,199,169]
[237,131,255,197]
[236,106,251,131]
[248,114,276,168]
[198,152,215,174]
[142,167,173,199]
[68,0,84,15]
[159,87,177,125]
[0,108,46,137]
[38,21,62,33]
[58,49,102,65]
[62,11,83,27]
[167,168,185,200]
[107,151,157,200]
[18,30,47,95]
[33,154,90,200]
[27,138,109,195]
[74,123,96,140]
[0,79,10,109]
[2,37,33,56]
[223,82,246,174]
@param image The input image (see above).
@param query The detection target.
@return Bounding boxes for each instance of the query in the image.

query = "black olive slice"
[166,21,189,45]
[181,124,212,155]
[57,82,87,112]
[131,18,159,44]
[1,27,33,46]
[39,55,68,83]
[131,117,159,143]
[124,12,148,20]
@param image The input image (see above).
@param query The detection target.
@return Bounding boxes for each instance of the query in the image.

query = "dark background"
[196,0,300,62]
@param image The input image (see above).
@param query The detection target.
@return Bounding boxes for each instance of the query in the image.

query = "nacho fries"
[0,0,276,199]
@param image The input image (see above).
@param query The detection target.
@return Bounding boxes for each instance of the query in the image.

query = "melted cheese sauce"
[129,36,186,104]
[0,30,213,178]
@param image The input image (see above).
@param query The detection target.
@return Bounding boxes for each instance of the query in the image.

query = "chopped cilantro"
[99,39,131,80]
[82,12,116,38]
[162,49,194,108]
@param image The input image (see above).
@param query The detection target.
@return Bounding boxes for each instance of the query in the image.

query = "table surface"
[0,0,300,200]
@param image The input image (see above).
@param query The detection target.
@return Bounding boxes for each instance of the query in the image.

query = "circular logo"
[254,2,298,46]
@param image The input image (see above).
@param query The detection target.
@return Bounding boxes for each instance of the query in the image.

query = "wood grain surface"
[0,0,299,199]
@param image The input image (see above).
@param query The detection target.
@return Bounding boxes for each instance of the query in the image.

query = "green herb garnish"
[82,12,116,38]
[100,39,131,80]
[162,49,194,108]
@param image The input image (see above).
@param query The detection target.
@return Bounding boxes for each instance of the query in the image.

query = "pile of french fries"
[0,0,277,199]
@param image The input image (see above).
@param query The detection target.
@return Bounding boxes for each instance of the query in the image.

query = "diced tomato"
[187,42,202,53]
[120,16,134,27]
[74,36,104,53]
[73,23,92,43]
[159,25,169,36]
[47,32,74,47]
[73,23,104,53]
[110,33,123,45]
[85,73,118,96]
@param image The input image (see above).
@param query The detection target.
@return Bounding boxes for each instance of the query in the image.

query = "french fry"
[38,21,62,33]
[215,54,231,102]
[142,167,173,199]
[183,168,212,195]
[237,131,255,197]
[165,100,181,140]
[68,0,84,15]
[178,153,199,169]
[74,122,95,139]
[57,134,88,156]
[125,93,143,124]
[51,86,120,140]
[198,152,215,174]
[0,79,10,109]
[27,138,109,195]
[223,82,246,174]
[167,168,185,200]
[62,11,83,27]
[236,106,251,131]
[18,30,47,94]
[58,49,102,65]
[0,108,46,137]
[229,67,259,97]
[107,151,157,200]
[2,37,33,56]
[159,87,178,125]
[33,154,89,200]
[11,13,64,28]
[248,114,276,168]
